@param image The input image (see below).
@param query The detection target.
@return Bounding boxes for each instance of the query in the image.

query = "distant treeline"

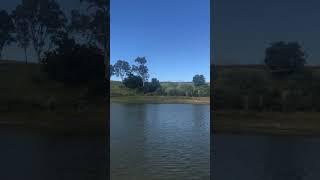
[213,41,320,112]
[110,58,209,97]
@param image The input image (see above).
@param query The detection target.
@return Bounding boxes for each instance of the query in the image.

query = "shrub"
[165,87,177,96]
[144,78,161,93]
[123,73,143,89]
[44,34,105,87]
[194,85,210,97]
[193,74,206,86]
[178,84,194,96]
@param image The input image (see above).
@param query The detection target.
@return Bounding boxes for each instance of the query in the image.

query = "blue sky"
[110,0,210,82]
[2,0,210,81]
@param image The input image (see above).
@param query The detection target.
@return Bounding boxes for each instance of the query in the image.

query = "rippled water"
[111,103,210,180]
[213,134,320,180]
[0,130,106,180]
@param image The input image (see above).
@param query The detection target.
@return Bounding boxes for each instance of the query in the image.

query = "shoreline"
[3,107,320,136]
[0,109,107,135]
[110,96,210,104]
[213,111,320,136]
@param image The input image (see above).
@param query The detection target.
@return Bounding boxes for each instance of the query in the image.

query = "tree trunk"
[24,47,28,64]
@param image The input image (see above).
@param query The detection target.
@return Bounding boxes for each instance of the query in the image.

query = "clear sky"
[111,0,210,82]
[213,0,320,65]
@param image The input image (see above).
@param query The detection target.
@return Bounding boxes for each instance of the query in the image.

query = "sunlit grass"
[111,95,209,104]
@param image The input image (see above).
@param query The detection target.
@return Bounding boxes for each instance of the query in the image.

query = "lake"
[0,129,106,180]
[3,103,319,180]
[111,103,210,180]
[213,134,320,180]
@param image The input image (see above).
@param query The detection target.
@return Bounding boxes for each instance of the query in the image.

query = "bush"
[193,74,206,86]
[44,34,105,87]
[194,85,210,97]
[123,74,143,89]
[264,41,306,76]
[144,78,161,93]
[178,84,194,96]
[165,87,177,96]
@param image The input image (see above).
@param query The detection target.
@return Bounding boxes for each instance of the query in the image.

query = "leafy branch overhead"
[71,0,109,47]
[0,10,15,59]
[11,0,67,63]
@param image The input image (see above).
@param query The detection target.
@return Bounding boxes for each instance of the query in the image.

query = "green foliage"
[194,85,210,97]
[110,81,141,96]
[193,74,206,86]
[70,0,108,46]
[159,82,209,97]
[132,57,149,85]
[109,64,115,77]
[178,84,194,96]
[164,87,180,96]
[43,34,104,89]
[110,57,209,97]
[213,65,320,112]
[11,9,30,64]
[12,0,67,62]
[144,78,161,93]
[123,74,143,89]
[114,60,131,81]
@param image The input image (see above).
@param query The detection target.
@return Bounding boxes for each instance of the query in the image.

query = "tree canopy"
[193,74,206,86]
[132,57,149,86]
[11,0,67,63]
[123,73,143,89]
[0,10,15,59]
[113,60,131,81]
[264,41,307,75]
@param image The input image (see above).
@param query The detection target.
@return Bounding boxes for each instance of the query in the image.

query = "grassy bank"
[212,64,320,136]
[111,96,209,104]
[0,60,106,135]
[110,80,210,104]
[213,111,320,136]
[1,109,107,135]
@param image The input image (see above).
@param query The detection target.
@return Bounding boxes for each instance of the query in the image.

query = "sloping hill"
[0,60,106,135]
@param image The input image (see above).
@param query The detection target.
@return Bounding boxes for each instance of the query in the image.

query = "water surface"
[0,129,106,180]
[213,134,320,180]
[111,103,210,180]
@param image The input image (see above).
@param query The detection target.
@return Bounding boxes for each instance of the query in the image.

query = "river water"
[111,103,210,180]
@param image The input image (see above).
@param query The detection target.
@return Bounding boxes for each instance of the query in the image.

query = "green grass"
[110,80,210,104]
[0,60,89,106]
[213,111,320,136]
[0,60,105,135]
[110,81,142,96]
[1,108,106,135]
[212,64,320,136]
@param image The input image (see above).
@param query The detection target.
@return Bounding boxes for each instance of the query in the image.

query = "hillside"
[0,60,106,135]
[212,64,320,135]
[110,80,210,104]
